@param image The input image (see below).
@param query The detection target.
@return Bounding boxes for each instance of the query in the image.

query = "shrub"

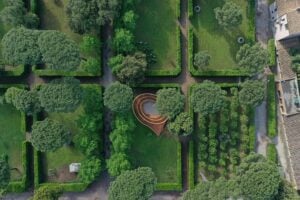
[33,186,62,200]
[168,112,193,136]
[267,144,278,163]
[268,39,276,67]
[106,153,131,177]
[78,157,103,184]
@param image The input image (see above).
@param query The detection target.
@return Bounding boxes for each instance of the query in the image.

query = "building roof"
[277,0,300,16]
[277,40,297,80]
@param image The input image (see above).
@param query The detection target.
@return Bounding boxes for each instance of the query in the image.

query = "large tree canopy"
[156,88,185,119]
[31,118,71,152]
[191,81,226,115]
[38,31,80,71]
[236,43,269,75]
[108,167,157,200]
[113,28,135,54]
[5,87,41,115]
[38,77,82,113]
[1,28,41,66]
[214,1,243,28]
[0,155,10,192]
[239,80,265,107]
[109,52,147,86]
[66,0,120,34]
[167,112,194,136]
[236,153,281,200]
[103,82,133,113]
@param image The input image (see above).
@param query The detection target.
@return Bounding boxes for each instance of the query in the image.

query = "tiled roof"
[277,0,300,16]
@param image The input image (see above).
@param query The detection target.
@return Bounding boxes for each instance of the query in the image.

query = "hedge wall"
[1,65,25,77]
[188,0,193,18]
[188,141,195,189]
[267,75,277,138]
[268,39,276,67]
[267,143,278,164]
[32,65,101,77]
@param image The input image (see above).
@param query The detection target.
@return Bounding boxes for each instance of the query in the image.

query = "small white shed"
[69,163,81,173]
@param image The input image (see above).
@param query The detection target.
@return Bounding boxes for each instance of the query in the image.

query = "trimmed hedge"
[268,39,276,67]
[30,0,37,13]
[188,0,193,18]
[176,0,181,19]
[1,65,25,76]
[267,143,278,163]
[39,182,88,192]
[138,83,180,89]
[145,26,181,77]
[248,109,256,152]
[247,0,256,43]
[188,141,195,189]
[32,65,101,77]
[267,75,277,138]
[34,150,42,188]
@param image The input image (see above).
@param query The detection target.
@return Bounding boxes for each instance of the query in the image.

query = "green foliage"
[267,143,278,164]
[275,181,300,200]
[239,80,265,107]
[38,77,82,113]
[5,87,41,115]
[0,155,10,192]
[31,118,71,152]
[214,1,243,28]
[193,51,211,70]
[289,48,300,73]
[103,82,133,113]
[106,153,131,177]
[66,0,120,33]
[168,112,193,136]
[80,35,101,57]
[191,81,226,115]
[267,75,277,138]
[268,39,276,67]
[113,28,135,53]
[156,88,185,119]
[123,10,138,31]
[109,52,147,86]
[236,153,281,200]
[108,167,157,200]
[236,43,269,75]
[1,28,41,66]
[38,30,80,71]
[109,128,132,153]
[80,58,100,74]
[78,157,103,184]
[33,186,62,200]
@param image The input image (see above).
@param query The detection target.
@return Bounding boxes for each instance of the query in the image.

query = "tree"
[0,0,25,27]
[113,28,135,53]
[109,52,147,86]
[275,181,300,200]
[214,1,242,28]
[239,80,265,107]
[33,186,62,200]
[191,81,226,115]
[31,118,71,152]
[80,35,101,56]
[5,87,41,115]
[1,28,41,66]
[167,112,193,136]
[236,43,269,75]
[194,51,211,70]
[81,58,100,74]
[78,157,103,184]
[106,153,131,177]
[38,77,82,113]
[123,10,138,31]
[236,153,281,200]
[103,82,133,113]
[37,30,80,71]
[156,88,185,119]
[109,128,132,153]
[0,155,10,193]
[66,0,120,34]
[108,167,157,200]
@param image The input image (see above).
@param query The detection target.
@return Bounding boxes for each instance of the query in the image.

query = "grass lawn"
[0,89,24,181]
[129,119,180,183]
[134,0,179,72]
[191,0,254,71]
[37,0,82,43]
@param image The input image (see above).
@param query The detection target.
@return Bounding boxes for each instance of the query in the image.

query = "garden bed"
[188,0,255,76]
[134,0,181,76]
[34,84,103,192]
[188,84,255,186]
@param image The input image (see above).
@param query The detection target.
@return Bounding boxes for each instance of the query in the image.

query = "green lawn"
[0,89,24,181]
[38,0,82,43]
[191,0,254,71]
[134,0,179,72]
[129,120,180,183]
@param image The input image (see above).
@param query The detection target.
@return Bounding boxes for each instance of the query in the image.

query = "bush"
[268,39,276,67]
[33,185,62,200]
[267,144,278,163]
[78,157,103,184]
[267,75,277,138]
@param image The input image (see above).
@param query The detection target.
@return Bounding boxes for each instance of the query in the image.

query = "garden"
[189,0,255,76]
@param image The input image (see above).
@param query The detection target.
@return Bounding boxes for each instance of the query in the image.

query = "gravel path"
[255,101,268,156]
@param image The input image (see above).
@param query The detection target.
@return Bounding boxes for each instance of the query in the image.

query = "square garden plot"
[129,84,182,191]
[34,85,103,191]
[188,84,255,187]
[189,0,255,76]
[0,85,29,192]
[134,0,181,76]
[33,0,101,76]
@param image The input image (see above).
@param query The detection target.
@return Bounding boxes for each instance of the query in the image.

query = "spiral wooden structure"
[132,93,168,136]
